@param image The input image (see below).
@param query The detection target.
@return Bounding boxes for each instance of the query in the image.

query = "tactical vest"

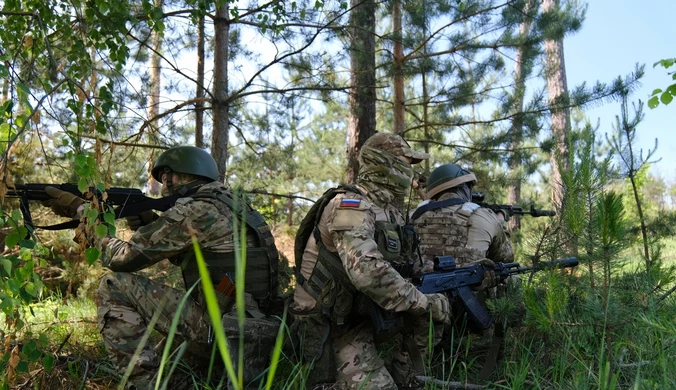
[412,198,484,267]
[177,190,279,310]
[294,186,414,323]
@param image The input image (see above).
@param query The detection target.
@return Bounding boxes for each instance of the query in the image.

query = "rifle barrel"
[507,257,579,274]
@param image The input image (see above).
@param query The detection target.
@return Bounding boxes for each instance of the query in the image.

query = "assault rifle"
[3,183,183,231]
[471,191,556,218]
[417,256,578,330]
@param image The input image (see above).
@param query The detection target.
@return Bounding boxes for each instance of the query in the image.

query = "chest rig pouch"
[374,220,414,277]
[178,190,280,313]
[300,202,413,326]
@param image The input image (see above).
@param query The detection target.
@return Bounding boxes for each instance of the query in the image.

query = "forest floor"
[4,233,676,389]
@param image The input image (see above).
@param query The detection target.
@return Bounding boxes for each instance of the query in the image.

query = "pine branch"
[79,135,170,150]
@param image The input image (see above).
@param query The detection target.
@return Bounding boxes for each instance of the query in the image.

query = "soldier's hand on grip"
[426,293,451,324]
[125,210,159,231]
[469,258,498,291]
[41,186,85,218]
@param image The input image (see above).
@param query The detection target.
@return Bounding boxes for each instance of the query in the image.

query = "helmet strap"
[163,167,174,191]
[177,179,208,196]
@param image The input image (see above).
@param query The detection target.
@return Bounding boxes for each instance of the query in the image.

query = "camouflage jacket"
[101,181,256,272]
[292,186,429,317]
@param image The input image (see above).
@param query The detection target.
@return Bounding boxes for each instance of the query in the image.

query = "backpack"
[293,185,362,273]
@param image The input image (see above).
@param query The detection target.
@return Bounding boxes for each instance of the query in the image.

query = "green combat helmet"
[151,146,220,182]
[425,163,477,200]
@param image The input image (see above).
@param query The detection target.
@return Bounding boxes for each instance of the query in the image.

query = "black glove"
[125,210,159,231]
[41,186,85,218]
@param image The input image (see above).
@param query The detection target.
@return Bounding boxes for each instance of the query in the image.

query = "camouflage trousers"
[96,272,212,389]
[332,315,439,390]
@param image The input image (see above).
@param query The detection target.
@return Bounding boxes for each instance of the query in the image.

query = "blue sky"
[565,0,676,180]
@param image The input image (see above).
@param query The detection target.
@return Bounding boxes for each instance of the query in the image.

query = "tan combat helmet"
[362,132,430,164]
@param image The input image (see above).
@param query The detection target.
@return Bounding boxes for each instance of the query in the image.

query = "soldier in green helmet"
[41,146,280,389]
[412,163,513,274]
[410,163,514,377]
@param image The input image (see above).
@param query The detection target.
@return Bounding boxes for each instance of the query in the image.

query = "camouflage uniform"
[411,167,514,371]
[98,181,276,389]
[292,133,449,389]
[412,192,514,269]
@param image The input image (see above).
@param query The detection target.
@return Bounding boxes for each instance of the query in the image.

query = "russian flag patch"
[340,199,361,208]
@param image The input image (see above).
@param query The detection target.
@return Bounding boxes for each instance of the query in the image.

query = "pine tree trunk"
[195,14,205,149]
[147,1,163,196]
[287,193,294,226]
[212,4,230,182]
[542,0,570,209]
[346,0,376,183]
[507,0,535,231]
[392,0,405,135]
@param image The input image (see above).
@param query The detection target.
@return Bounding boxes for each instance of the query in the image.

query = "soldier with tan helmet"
[291,132,452,389]
[41,146,280,389]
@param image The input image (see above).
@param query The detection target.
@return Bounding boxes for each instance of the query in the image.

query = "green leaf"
[29,347,42,361]
[11,209,22,222]
[18,239,35,249]
[660,91,673,105]
[86,206,97,220]
[654,58,676,68]
[84,247,101,265]
[651,88,663,96]
[647,96,660,109]
[17,82,30,97]
[38,333,49,348]
[16,361,29,373]
[0,258,11,276]
[5,230,21,248]
[43,354,56,372]
[667,84,676,95]
[24,282,38,297]
[7,278,21,294]
[103,212,115,225]
[95,224,108,238]
[78,178,89,193]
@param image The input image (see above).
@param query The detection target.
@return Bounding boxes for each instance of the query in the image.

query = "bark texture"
[212,4,230,182]
[346,0,377,183]
[542,0,571,209]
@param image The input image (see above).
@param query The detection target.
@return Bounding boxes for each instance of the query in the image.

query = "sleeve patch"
[339,199,361,208]
[331,209,366,231]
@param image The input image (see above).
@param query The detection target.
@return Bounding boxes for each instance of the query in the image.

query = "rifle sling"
[410,198,465,221]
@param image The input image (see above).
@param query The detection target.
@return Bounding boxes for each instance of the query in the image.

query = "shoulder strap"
[194,190,280,303]
[294,185,363,266]
[411,197,466,221]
